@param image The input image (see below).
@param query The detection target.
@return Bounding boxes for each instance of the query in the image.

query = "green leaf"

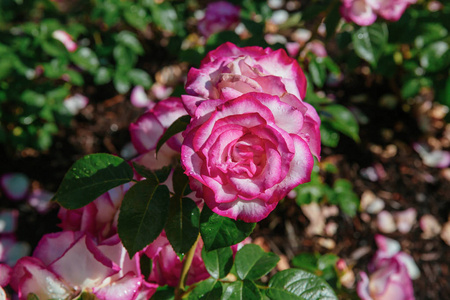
[401,78,421,99]
[352,23,388,67]
[222,280,262,300]
[308,58,326,88]
[152,286,175,300]
[70,47,99,73]
[320,124,340,148]
[317,254,339,271]
[156,115,190,154]
[291,253,318,273]
[321,105,360,142]
[113,70,131,94]
[267,269,337,300]
[165,197,200,254]
[324,1,341,40]
[140,254,152,278]
[200,206,255,251]
[27,293,39,300]
[132,162,158,181]
[188,278,223,300]
[128,69,152,89]
[171,164,190,196]
[419,41,450,72]
[265,288,305,300]
[148,1,182,34]
[55,154,134,209]
[118,180,170,258]
[94,67,112,85]
[201,247,234,279]
[235,244,279,280]
[116,31,144,55]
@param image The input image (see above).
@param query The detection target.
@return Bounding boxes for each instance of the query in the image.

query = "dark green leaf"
[320,123,340,148]
[128,69,152,89]
[55,154,134,209]
[324,1,341,40]
[291,253,318,273]
[317,254,339,271]
[152,286,175,300]
[70,47,99,72]
[268,269,337,300]
[200,206,255,251]
[201,247,234,279]
[352,23,388,67]
[156,115,190,154]
[172,164,190,196]
[116,31,144,54]
[94,67,112,85]
[132,162,158,181]
[235,244,279,280]
[165,197,200,254]
[118,180,170,258]
[265,288,305,300]
[222,280,262,300]
[308,58,326,88]
[321,105,360,142]
[419,41,450,72]
[113,70,131,94]
[188,278,223,300]
[140,254,152,278]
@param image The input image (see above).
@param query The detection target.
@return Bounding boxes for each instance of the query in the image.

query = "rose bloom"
[58,183,132,241]
[10,232,156,300]
[181,92,317,222]
[357,235,420,300]
[197,1,240,38]
[340,0,417,26]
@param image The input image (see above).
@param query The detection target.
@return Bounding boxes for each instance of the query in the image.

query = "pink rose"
[58,183,132,241]
[183,42,308,115]
[340,0,416,26]
[357,235,419,300]
[197,1,240,38]
[52,30,77,52]
[130,97,187,155]
[181,92,316,222]
[10,232,156,300]
[144,231,209,287]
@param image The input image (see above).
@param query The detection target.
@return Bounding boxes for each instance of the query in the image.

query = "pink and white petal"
[97,235,140,279]
[93,273,142,300]
[12,257,71,300]
[356,272,372,300]
[27,188,55,214]
[0,264,11,287]
[152,97,187,129]
[340,0,377,26]
[220,87,244,100]
[201,42,267,65]
[130,86,152,108]
[132,144,179,171]
[395,252,420,280]
[270,135,314,199]
[0,286,6,300]
[49,234,119,289]
[258,96,304,134]
[129,113,164,153]
[134,281,158,300]
[374,234,401,257]
[208,197,278,223]
[33,231,77,265]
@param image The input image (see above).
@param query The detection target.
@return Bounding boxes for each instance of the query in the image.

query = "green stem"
[174,234,201,300]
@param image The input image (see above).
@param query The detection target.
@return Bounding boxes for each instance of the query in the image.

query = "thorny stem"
[174,233,201,300]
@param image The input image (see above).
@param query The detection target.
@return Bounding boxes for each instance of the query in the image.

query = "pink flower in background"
[0,210,18,234]
[0,263,11,287]
[10,232,156,300]
[130,86,154,109]
[52,30,77,52]
[197,1,240,38]
[182,92,316,222]
[130,97,187,155]
[0,235,30,267]
[58,183,132,241]
[340,0,416,26]
[144,231,209,287]
[27,188,56,214]
[357,235,419,300]
[63,94,89,115]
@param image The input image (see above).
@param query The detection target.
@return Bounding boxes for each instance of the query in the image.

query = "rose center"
[227,134,266,178]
